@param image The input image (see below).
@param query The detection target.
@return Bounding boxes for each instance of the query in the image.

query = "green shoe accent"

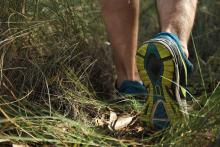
[136,32,192,130]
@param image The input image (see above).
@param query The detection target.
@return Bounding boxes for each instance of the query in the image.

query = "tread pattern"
[136,42,183,129]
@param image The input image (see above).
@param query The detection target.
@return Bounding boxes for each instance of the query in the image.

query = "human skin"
[101,0,197,87]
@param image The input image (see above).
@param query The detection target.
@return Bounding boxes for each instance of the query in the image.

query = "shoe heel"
[137,41,182,129]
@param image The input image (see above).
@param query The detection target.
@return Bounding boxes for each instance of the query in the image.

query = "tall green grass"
[0,0,220,146]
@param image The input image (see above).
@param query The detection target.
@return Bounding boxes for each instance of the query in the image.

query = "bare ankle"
[180,43,189,58]
[116,70,140,88]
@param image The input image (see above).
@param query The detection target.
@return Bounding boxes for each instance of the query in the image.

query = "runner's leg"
[157,0,198,57]
[101,0,140,87]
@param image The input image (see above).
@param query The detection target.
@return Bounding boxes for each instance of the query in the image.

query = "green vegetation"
[0,0,220,146]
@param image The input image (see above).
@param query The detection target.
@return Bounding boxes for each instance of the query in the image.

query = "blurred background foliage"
[140,0,220,96]
[0,0,219,96]
[0,0,220,146]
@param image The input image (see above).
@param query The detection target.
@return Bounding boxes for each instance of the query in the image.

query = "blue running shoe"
[116,80,147,96]
[136,32,193,130]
